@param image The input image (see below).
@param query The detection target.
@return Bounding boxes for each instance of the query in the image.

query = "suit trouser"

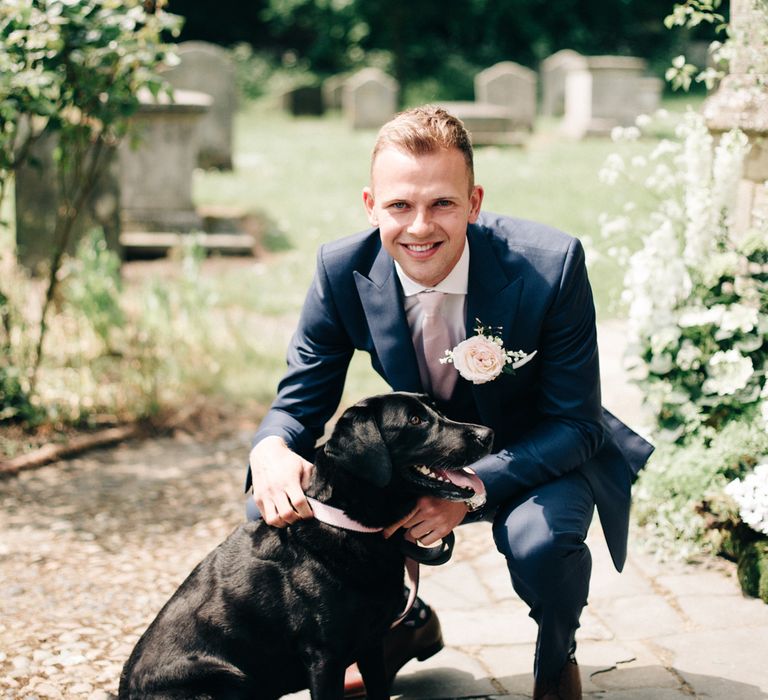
[480,470,595,684]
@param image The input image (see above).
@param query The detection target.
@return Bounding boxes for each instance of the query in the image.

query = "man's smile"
[402,241,442,255]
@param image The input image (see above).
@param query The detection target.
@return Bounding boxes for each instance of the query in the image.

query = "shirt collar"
[394,239,470,297]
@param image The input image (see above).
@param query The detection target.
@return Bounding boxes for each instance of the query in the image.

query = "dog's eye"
[408,415,423,426]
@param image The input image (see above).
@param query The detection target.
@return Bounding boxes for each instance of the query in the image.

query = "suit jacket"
[251,212,654,571]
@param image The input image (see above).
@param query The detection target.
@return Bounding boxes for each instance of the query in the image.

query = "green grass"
[195,95,702,319]
[0,93,704,423]
[190,94,705,406]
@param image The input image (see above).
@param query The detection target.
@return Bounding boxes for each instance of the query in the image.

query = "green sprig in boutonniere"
[440,321,537,384]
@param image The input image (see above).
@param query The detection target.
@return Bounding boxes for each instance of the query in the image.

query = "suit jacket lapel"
[465,226,524,420]
[466,226,524,346]
[354,246,422,391]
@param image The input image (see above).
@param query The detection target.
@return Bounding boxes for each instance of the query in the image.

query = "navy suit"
[251,212,653,681]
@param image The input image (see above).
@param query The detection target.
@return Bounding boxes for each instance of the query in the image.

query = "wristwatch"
[464,491,487,512]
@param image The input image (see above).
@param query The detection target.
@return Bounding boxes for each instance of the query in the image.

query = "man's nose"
[407,208,433,236]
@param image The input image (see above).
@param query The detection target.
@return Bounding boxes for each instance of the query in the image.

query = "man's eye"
[391,202,407,210]
[435,200,453,207]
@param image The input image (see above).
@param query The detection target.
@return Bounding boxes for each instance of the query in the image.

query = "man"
[247,105,653,699]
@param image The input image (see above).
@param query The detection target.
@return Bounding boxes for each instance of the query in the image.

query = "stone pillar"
[702,0,768,233]
[118,89,211,234]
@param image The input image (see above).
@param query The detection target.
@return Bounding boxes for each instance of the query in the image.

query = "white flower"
[676,340,702,371]
[719,304,759,336]
[678,305,723,328]
[599,153,625,185]
[702,349,754,396]
[441,323,536,385]
[725,463,768,536]
[712,128,751,228]
[635,113,652,129]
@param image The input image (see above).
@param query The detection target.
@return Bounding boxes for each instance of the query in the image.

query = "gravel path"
[0,431,253,699]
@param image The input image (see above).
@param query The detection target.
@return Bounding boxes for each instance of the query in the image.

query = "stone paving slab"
[3,319,768,699]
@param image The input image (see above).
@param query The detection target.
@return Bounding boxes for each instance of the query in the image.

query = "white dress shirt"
[395,241,469,370]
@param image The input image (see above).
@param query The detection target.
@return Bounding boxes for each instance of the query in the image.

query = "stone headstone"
[322,74,347,111]
[540,49,586,117]
[439,101,527,147]
[14,130,121,273]
[562,56,661,138]
[162,41,236,170]
[343,68,398,130]
[118,89,211,234]
[281,85,324,116]
[474,61,537,130]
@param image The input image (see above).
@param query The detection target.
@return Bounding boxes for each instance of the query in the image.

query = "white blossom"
[726,463,768,536]
[718,304,759,336]
[702,349,754,396]
[676,340,702,371]
[712,129,751,230]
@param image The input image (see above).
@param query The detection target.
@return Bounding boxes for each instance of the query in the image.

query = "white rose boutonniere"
[440,321,537,384]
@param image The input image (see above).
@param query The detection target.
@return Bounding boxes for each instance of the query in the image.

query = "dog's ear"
[323,401,392,487]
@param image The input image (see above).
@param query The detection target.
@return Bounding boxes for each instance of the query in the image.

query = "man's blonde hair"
[371,105,475,188]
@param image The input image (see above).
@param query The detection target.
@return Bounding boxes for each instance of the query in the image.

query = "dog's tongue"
[435,467,486,497]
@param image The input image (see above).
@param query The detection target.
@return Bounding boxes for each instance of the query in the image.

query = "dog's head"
[321,392,493,503]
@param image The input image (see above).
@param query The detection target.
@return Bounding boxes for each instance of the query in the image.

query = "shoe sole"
[415,639,444,663]
[345,635,445,698]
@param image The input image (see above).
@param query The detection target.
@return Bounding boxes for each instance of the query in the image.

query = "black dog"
[119,392,493,700]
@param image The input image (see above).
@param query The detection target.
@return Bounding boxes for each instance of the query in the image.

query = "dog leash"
[305,497,453,628]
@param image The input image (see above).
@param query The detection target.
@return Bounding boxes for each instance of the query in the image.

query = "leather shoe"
[343,607,444,697]
[533,656,582,700]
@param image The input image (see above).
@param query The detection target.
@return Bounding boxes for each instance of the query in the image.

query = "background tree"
[0,0,181,404]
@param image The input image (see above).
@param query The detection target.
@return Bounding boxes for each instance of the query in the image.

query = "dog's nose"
[473,427,494,451]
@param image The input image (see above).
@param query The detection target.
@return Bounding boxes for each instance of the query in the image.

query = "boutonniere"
[440,321,537,384]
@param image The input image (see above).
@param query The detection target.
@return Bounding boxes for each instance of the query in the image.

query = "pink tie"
[417,291,457,401]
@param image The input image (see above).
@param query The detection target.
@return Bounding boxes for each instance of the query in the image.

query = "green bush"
[633,420,768,561]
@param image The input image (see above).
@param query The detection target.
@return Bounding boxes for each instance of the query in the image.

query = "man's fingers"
[383,507,419,539]
[287,486,314,519]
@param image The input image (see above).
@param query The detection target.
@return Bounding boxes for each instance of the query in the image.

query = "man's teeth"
[406,243,436,252]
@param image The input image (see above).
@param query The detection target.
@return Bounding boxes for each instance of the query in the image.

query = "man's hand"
[249,436,314,527]
[382,495,468,545]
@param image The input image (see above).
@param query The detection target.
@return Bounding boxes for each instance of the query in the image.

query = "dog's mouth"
[406,464,484,501]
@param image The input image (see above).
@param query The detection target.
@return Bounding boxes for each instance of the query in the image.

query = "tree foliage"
[169,0,707,98]
[0,0,181,415]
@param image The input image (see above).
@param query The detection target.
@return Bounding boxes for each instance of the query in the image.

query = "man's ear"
[323,401,392,487]
[468,184,484,223]
[362,187,378,225]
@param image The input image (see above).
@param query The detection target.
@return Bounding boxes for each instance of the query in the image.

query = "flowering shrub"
[599,110,768,441]
[726,463,768,537]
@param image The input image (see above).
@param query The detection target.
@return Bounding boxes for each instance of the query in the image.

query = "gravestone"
[439,102,528,147]
[562,56,662,138]
[343,68,398,129]
[474,61,537,130]
[322,74,348,111]
[162,41,236,170]
[540,50,585,117]
[281,85,324,116]
[14,131,121,273]
[118,88,211,235]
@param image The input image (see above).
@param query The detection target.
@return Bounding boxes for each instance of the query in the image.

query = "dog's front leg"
[357,640,390,700]
[304,651,346,700]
